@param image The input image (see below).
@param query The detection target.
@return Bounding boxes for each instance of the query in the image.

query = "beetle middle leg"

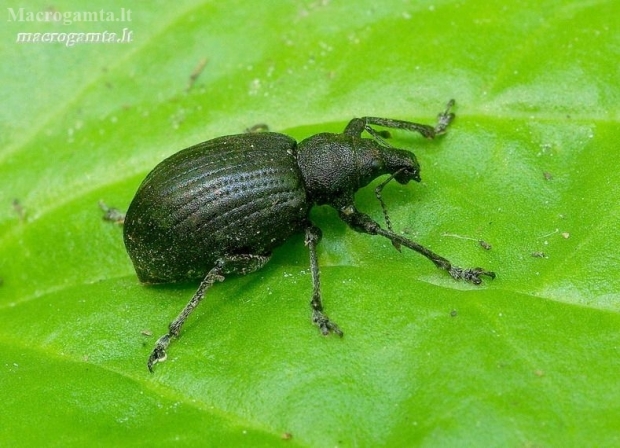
[147,254,271,372]
[338,205,495,284]
[305,225,343,337]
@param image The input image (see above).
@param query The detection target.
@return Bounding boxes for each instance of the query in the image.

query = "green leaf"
[1,0,619,446]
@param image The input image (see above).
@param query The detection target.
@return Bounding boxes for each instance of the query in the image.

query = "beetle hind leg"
[147,254,271,372]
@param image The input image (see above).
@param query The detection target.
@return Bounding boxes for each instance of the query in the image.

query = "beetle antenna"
[374,168,406,252]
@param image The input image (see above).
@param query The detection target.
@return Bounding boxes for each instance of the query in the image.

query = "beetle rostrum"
[121,99,495,371]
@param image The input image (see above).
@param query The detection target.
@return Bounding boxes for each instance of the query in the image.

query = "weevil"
[120,99,495,371]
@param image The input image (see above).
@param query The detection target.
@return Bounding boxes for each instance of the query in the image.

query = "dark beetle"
[123,100,495,371]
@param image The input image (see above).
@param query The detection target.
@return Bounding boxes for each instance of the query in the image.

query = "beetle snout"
[395,168,421,184]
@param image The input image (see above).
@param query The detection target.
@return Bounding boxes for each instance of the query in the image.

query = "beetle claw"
[448,266,496,284]
[312,310,343,337]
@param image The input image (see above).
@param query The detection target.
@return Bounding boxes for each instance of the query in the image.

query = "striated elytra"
[122,100,495,372]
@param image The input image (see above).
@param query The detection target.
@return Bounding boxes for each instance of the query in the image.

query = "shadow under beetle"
[121,99,495,371]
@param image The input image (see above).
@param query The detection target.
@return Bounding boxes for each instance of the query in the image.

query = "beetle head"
[296,133,422,206]
[382,148,421,184]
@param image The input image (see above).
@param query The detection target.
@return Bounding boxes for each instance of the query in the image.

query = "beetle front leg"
[343,99,455,139]
[338,205,495,285]
[305,225,343,337]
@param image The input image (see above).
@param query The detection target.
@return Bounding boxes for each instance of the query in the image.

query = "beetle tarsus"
[434,99,456,135]
[312,309,343,337]
[147,334,171,372]
[99,200,126,225]
[448,266,496,285]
